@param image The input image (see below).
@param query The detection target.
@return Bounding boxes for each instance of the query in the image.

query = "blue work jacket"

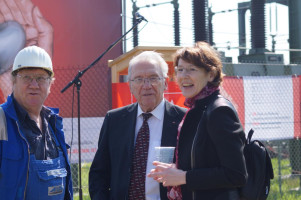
[0,95,73,200]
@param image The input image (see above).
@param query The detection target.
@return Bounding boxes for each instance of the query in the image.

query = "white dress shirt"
[135,99,165,200]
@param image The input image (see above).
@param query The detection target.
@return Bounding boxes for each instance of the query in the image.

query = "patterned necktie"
[128,112,153,200]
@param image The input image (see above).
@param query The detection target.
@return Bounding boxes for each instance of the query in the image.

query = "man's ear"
[164,77,168,91]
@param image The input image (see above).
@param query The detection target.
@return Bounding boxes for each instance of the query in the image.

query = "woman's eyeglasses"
[175,67,200,75]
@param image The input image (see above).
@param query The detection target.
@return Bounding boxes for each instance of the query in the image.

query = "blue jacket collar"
[2,94,60,120]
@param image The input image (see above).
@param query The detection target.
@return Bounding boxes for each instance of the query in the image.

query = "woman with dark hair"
[148,42,247,200]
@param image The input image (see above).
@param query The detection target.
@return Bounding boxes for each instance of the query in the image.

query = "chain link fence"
[1,61,301,199]
[47,63,111,198]
[222,62,301,200]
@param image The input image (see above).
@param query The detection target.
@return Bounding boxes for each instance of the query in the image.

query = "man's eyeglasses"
[175,66,200,75]
[130,76,164,85]
[16,74,51,84]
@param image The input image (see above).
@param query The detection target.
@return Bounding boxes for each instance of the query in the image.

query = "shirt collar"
[137,99,165,121]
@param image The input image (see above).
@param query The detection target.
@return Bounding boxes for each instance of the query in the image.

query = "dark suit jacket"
[89,101,186,200]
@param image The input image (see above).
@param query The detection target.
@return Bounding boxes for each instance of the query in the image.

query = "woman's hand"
[147,161,187,187]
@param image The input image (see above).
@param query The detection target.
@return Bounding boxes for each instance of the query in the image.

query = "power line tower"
[131,0,139,47]
[130,0,181,47]
[193,0,209,43]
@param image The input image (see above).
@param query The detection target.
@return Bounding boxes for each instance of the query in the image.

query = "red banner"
[0,0,122,117]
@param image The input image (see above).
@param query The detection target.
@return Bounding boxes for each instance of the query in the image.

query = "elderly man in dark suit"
[89,51,186,200]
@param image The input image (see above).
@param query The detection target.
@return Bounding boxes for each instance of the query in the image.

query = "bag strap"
[0,107,8,141]
[247,129,254,145]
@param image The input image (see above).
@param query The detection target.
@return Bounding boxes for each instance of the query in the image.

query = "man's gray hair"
[128,51,168,80]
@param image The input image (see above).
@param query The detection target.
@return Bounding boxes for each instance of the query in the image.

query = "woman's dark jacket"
[178,91,247,200]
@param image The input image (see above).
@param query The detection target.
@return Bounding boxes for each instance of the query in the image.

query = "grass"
[268,158,301,200]
[73,163,91,200]
[73,158,301,200]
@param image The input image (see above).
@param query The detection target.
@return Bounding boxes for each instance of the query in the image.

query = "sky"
[123,0,290,63]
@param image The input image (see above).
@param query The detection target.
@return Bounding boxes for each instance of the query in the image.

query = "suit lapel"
[161,101,181,147]
[124,103,138,151]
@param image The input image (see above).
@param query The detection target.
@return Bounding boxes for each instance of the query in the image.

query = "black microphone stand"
[61,17,145,200]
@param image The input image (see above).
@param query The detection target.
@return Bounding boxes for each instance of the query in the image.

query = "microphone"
[135,12,148,22]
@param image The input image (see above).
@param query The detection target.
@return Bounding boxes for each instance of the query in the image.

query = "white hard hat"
[12,46,54,77]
